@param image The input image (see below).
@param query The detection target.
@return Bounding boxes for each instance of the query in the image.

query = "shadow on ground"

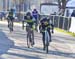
[4,45,75,59]
[0,30,14,59]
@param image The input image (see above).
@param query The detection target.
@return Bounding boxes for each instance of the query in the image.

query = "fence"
[39,15,71,31]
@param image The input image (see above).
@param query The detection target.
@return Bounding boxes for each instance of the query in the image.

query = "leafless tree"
[58,0,70,16]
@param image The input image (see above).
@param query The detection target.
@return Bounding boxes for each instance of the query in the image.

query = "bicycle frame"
[26,24,34,48]
[8,20,13,32]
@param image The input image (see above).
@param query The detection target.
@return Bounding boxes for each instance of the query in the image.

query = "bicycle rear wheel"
[27,31,31,48]
[31,32,34,47]
[45,40,49,53]
[26,26,34,48]
[9,21,13,32]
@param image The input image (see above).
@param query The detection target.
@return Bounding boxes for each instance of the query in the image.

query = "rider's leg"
[32,30,35,45]
[35,18,38,31]
[42,32,45,50]
[26,26,30,41]
[8,19,10,27]
[47,28,52,42]
[35,21,38,31]
[12,20,13,31]
[51,24,54,33]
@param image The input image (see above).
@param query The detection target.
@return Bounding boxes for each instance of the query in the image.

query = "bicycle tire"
[27,30,31,48]
[45,30,50,53]
[9,21,13,32]
[30,31,34,47]
[22,21,25,30]
[27,38,30,48]
[46,39,49,53]
[26,26,34,48]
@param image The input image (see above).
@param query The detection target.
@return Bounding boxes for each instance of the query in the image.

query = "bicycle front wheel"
[45,39,49,53]
[45,30,50,53]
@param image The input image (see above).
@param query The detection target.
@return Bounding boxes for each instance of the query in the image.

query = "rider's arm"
[49,19,54,33]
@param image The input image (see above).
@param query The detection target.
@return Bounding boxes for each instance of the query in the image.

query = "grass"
[55,28,75,37]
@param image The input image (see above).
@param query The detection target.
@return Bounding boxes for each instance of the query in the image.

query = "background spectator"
[71,10,75,17]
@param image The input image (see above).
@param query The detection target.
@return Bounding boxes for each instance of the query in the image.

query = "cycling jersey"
[24,15,35,30]
[40,18,52,32]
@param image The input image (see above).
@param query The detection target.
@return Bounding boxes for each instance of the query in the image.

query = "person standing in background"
[71,10,75,17]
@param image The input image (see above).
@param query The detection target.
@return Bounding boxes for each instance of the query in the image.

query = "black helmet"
[42,17,47,21]
[26,12,31,16]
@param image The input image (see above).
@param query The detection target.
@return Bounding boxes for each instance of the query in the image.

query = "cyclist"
[24,12,35,46]
[7,9,14,32]
[39,17,54,50]
[32,9,39,31]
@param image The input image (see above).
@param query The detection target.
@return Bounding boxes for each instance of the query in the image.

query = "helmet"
[34,9,37,11]
[26,12,31,16]
[43,17,47,21]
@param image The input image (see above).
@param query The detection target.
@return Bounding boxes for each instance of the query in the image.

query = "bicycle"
[8,19,13,33]
[26,24,34,48]
[44,28,50,53]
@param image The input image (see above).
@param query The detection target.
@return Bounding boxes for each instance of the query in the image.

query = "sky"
[0,0,75,13]
[66,0,75,7]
